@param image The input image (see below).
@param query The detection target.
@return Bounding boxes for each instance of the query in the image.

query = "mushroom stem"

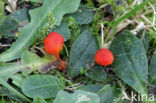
[54,53,67,71]
[58,60,67,71]
[54,53,61,60]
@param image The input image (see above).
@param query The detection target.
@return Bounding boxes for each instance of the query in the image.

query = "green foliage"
[86,65,107,82]
[149,54,156,85]
[110,30,148,94]
[0,8,29,37]
[69,8,94,25]
[54,90,100,103]
[80,84,120,103]
[68,30,98,77]
[0,0,81,62]
[86,0,94,7]
[0,51,56,102]
[136,30,149,52]
[148,30,156,48]
[40,13,55,37]
[30,0,43,4]
[0,97,6,103]
[97,85,119,103]
[53,21,71,41]
[90,10,104,48]
[79,84,104,93]
[0,0,156,102]
[33,96,47,103]
[0,78,31,102]
[11,74,25,88]
[107,0,150,42]
[0,0,4,23]
[22,75,64,99]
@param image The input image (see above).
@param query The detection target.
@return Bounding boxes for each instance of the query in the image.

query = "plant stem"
[63,44,69,57]
[100,23,104,48]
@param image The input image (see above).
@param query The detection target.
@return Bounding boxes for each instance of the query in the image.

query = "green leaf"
[33,96,47,103]
[0,50,56,81]
[30,0,43,4]
[97,85,118,103]
[0,8,29,37]
[22,75,64,99]
[0,86,27,102]
[110,30,148,94]
[0,17,18,36]
[0,63,23,82]
[53,21,71,41]
[9,8,29,21]
[149,54,156,85]
[69,8,94,25]
[54,90,100,103]
[0,0,81,62]
[68,30,98,77]
[0,51,56,102]
[0,78,31,102]
[11,74,25,88]
[136,30,148,52]
[86,65,107,82]
[79,84,104,93]
[79,84,119,103]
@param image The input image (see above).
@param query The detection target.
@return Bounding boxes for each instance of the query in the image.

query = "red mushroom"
[44,32,66,70]
[95,48,114,66]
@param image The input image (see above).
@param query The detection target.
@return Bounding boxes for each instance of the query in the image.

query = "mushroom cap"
[44,32,64,56]
[95,48,114,66]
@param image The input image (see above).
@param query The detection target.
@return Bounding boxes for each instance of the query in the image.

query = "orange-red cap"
[95,48,114,66]
[44,32,64,58]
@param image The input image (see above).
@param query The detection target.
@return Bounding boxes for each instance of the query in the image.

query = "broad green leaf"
[149,54,156,85]
[54,90,100,103]
[22,75,64,99]
[0,63,23,82]
[33,96,47,103]
[9,8,29,21]
[110,30,148,94]
[0,50,56,81]
[0,8,29,37]
[0,17,18,36]
[0,51,56,102]
[68,30,98,77]
[69,8,94,25]
[79,84,119,103]
[0,0,81,62]
[97,85,119,103]
[53,21,71,41]
[79,84,104,93]
[86,65,107,82]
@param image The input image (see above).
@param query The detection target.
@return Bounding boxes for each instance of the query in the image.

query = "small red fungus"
[95,48,114,66]
[44,32,66,70]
